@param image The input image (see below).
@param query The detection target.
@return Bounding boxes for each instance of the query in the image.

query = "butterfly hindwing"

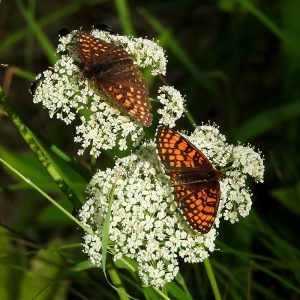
[174,181,220,234]
[99,74,152,126]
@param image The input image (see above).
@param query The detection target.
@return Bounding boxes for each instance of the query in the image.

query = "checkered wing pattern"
[174,182,220,234]
[156,126,221,234]
[76,32,152,127]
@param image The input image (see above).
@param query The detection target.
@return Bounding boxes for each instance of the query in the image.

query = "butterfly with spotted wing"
[156,126,223,234]
[76,31,152,127]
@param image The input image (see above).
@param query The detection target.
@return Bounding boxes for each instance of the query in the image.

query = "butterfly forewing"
[156,126,221,234]
[76,31,152,127]
[156,126,213,172]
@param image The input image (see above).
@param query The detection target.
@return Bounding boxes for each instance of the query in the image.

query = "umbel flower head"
[79,124,264,287]
[32,28,186,157]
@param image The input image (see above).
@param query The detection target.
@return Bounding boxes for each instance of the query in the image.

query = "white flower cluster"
[157,86,186,128]
[32,29,170,157]
[79,124,264,287]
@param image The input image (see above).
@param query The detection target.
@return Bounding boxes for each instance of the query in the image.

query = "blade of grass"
[0,0,107,55]
[2,66,35,94]
[152,288,171,300]
[252,261,300,294]
[101,181,131,300]
[218,224,300,293]
[101,184,171,300]
[139,9,216,94]
[0,147,58,192]
[107,263,130,300]
[15,0,56,64]
[8,67,35,82]
[0,87,84,210]
[251,282,283,300]
[101,182,116,281]
[232,100,300,141]
[174,272,193,300]
[115,0,135,36]
[203,259,222,300]
[25,0,36,70]
[166,281,193,300]
[237,0,300,56]
[270,183,300,216]
[0,157,92,235]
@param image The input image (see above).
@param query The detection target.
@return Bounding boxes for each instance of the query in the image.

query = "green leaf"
[0,227,26,300]
[166,281,193,300]
[19,245,68,300]
[69,260,95,272]
[114,257,138,273]
[218,0,237,12]
[0,88,86,210]
[0,146,58,192]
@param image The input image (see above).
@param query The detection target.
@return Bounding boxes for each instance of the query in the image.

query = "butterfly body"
[76,32,152,127]
[83,59,133,79]
[156,126,222,234]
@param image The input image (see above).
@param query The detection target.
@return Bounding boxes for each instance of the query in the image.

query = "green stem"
[114,0,135,36]
[107,261,130,300]
[203,258,221,300]
[185,111,197,128]
[175,272,193,300]
[0,157,93,235]
[16,0,57,64]
[153,288,171,300]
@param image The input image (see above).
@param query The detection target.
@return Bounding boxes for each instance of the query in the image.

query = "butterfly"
[76,31,152,127]
[156,126,223,234]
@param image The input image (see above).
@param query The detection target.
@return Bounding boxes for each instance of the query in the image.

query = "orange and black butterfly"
[76,31,152,127]
[156,126,223,234]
